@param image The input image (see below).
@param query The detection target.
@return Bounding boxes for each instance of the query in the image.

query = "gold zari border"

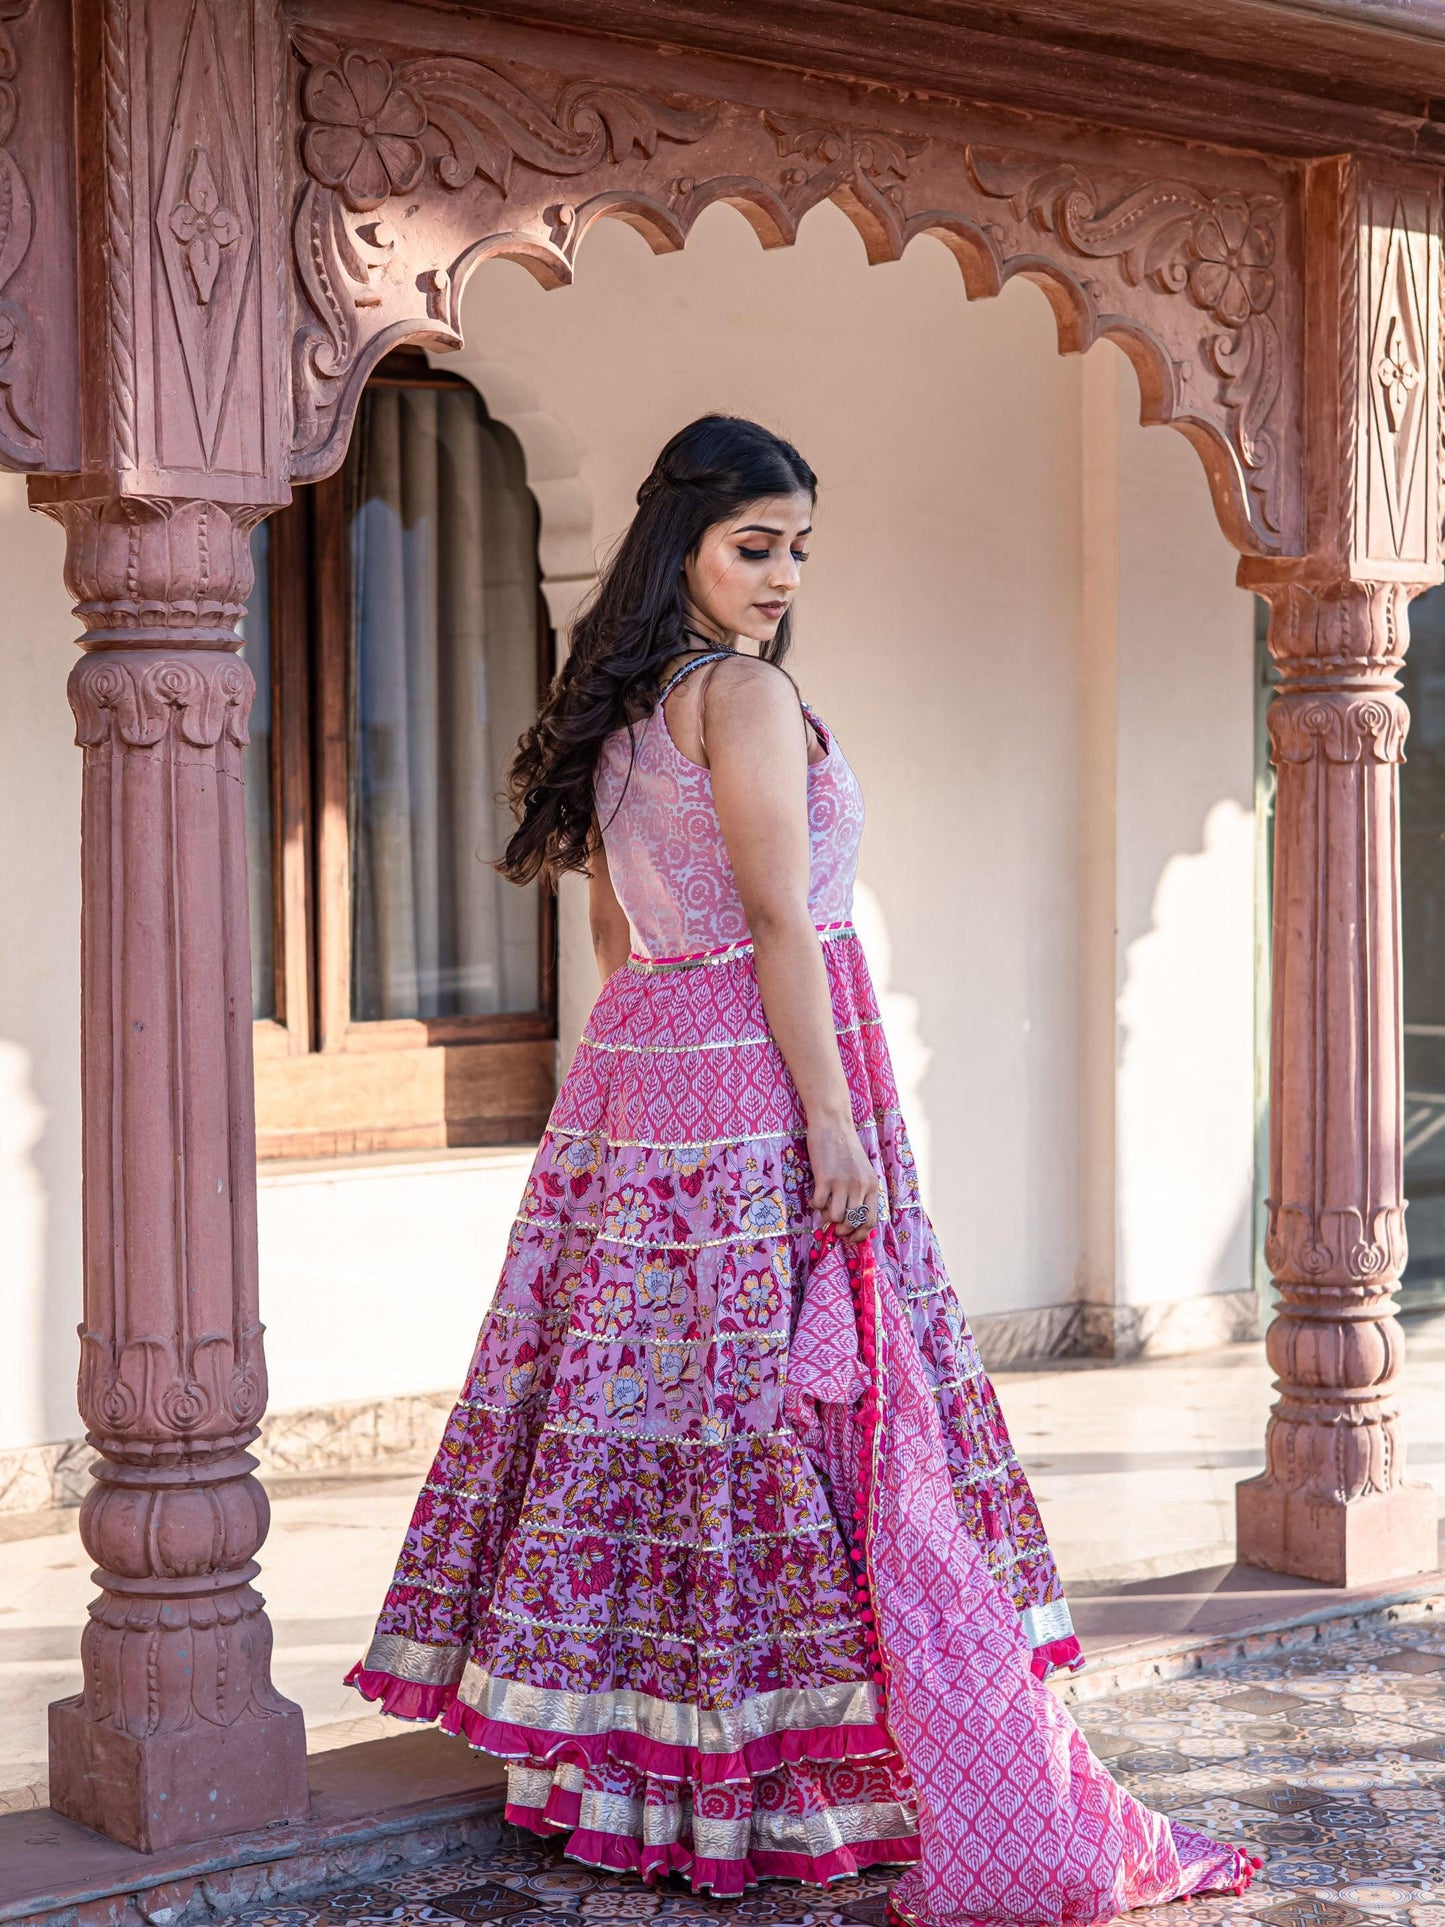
[503,1758,917,1858]
[358,1633,882,1753]
[625,924,857,975]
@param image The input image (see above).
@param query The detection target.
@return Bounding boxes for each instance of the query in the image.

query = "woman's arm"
[704,658,879,1241]
[588,832,633,984]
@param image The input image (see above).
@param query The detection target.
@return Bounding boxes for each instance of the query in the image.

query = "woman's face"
[683,491,814,645]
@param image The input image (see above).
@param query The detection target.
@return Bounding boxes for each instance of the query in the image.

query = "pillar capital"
[30,487,266,649]
[1239,557,1430,694]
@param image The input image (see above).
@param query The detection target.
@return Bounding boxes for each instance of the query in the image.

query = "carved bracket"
[290,32,713,463]
[965,151,1283,540]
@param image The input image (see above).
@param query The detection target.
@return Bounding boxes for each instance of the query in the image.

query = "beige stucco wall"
[0,197,1256,1475]
[455,201,1255,1346]
[460,204,1089,1328]
[1077,350,1258,1356]
[0,476,80,1454]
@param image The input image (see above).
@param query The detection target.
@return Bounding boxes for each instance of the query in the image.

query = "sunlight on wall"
[257,1149,533,1410]
[0,472,81,1447]
[852,880,933,1202]
[1117,798,1256,1308]
[0,1040,47,1450]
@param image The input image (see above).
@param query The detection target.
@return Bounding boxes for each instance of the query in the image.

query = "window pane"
[239,521,276,1022]
[1401,581,1445,1307]
[347,382,543,1022]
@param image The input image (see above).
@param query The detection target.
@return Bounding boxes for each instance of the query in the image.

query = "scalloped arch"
[288,33,1300,556]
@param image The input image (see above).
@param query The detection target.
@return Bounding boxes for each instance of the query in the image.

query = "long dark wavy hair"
[498,414,817,886]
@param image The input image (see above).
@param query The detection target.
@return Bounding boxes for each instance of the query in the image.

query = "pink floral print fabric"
[347,692,1240,1917]
[592,692,863,958]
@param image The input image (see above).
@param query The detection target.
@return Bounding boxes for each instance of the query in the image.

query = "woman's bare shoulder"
[703,652,801,719]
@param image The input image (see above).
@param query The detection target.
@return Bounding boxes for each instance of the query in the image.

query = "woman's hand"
[808,1114,882,1244]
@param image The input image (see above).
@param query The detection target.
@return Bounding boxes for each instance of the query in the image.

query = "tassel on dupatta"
[785,1227,1261,1927]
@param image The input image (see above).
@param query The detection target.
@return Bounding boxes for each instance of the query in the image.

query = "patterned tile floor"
[230,1622,1445,1927]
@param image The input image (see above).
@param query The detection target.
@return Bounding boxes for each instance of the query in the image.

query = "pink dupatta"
[784,1228,1256,1927]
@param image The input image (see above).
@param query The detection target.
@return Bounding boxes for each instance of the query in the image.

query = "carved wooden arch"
[287,23,1302,560]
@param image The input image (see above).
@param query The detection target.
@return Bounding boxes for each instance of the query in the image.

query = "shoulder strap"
[656,649,735,705]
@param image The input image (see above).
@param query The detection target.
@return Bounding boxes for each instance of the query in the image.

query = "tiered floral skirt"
[349,926,1240,1917]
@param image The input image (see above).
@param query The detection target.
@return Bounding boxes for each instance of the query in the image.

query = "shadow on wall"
[1116,798,1256,1314]
[0,474,82,1452]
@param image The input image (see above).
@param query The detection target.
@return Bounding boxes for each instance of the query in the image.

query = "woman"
[348,415,1258,1924]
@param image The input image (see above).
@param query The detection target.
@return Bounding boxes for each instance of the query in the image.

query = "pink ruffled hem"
[1029,1636,1085,1680]
[346,1663,898,1787]
[506,1791,921,1895]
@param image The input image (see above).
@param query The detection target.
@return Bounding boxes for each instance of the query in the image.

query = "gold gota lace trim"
[931,1367,991,1394]
[513,1219,813,1251]
[396,1577,487,1599]
[625,924,858,975]
[453,1393,550,1416]
[1021,1597,1076,1646]
[756,1798,919,1856]
[510,1776,917,1860]
[544,1107,903,1152]
[454,1664,880,1751]
[358,1638,884,1756]
[486,1304,573,1323]
[491,1603,859,1656]
[577,1016,883,1057]
[503,1517,833,1552]
[949,1453,1022,1485]
[362,1633,469,1686]
[541,1421,796,1446]
[562,1326,789,1349]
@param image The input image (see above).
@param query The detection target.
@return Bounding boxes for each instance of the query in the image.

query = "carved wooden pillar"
[1236,158,1442,1585]
[28,0,306,1850]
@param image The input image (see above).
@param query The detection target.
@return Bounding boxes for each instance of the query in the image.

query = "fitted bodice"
[593,672,865,959]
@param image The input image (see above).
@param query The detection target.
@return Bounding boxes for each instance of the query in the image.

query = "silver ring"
[845,1202,871,1229]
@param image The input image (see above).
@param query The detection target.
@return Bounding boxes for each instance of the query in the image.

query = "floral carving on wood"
[168,147,243,306]
[156,0,255,462]
[70,651,253,751]
[291,31,712,460]
[301,52,426,210]
[763,112,923,259]
[1366,203,1428,557]
[1267,689,1408,767]
[0,0,42,465]
[968,149,1284,536]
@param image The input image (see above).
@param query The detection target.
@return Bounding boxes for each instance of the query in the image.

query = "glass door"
[1401,582,1445,1309]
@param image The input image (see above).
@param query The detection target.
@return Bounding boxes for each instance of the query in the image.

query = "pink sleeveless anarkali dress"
[348,654,1250,1924]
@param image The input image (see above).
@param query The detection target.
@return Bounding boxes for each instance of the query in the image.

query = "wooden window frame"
[253,354,558,1160]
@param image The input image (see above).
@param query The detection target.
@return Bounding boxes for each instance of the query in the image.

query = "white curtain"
[348,383,541,1021]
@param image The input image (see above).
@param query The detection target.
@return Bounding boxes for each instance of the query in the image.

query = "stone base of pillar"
[1236,1472,1437,1587]
[48,1695,308,1853]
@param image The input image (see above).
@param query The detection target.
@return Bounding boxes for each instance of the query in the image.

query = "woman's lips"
[754,601,787,619]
